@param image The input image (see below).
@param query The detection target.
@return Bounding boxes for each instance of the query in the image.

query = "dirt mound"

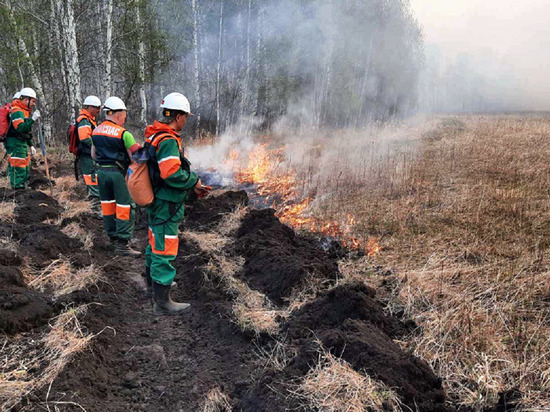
[18,224,83,262]
[234,208,340,303]
[0,265,25,287]
[27,174,53,191]
[285,283,415,339]
[14,190,62,224]
[185,190,248,230]
[0,249,22,266]
[0,287,52,334]
[284,283,447,411]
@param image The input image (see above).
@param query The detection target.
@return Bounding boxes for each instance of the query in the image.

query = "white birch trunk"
[191,0,201,130]
[58,0,82,122]
[215,0,224,136]
[103,0,114,98]
[240,0,252,119]
[136,0,147,126]
[254,2,265,116]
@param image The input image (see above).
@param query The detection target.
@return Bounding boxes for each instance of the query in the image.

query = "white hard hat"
[160,92,192,115]
[20,87,37,99]
[13,92,21,99]
[103,96,127,111]
[83,95,101,107]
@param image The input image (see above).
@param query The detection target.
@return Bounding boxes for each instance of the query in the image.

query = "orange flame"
[230,143,382,256]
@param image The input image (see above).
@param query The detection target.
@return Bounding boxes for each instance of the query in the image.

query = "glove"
[30,146,37,157]
[32,110,41,121]
[195,185,212,199]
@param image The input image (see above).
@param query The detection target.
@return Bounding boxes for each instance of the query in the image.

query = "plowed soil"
[1,168,452,411]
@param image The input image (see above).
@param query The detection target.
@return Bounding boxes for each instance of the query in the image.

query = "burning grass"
[27,257,101,298]
[0,305,95,410]
[290,343,402,412]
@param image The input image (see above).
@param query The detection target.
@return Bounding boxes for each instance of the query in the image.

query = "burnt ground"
[0,166,461,411]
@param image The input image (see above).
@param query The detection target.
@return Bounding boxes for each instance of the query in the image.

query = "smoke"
[418,45,533,112]
[411,0,550,112]
[157,0,423,133]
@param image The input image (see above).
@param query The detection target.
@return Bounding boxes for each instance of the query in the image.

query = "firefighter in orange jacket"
[77,96,101,214]
[5,88,39,189]
[144,93,208,315]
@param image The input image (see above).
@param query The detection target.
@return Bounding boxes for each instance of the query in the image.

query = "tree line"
[0,0,423,142]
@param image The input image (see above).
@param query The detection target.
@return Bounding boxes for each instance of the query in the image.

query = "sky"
[409,0,550,110]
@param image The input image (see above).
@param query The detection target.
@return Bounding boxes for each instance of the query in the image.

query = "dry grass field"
[301,114,550,409]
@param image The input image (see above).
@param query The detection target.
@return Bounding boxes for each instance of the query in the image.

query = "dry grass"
[53,175,91,221]
[61,222,94,250]
[203,251,281,336]
[0,305,95,411]
[183,231,229,253]
[201,387,232,412]
[27,258,101,298]
[254,339,297,372]
[0,200,15,222]
[290,343,402,412]
[186,225,281,336]
[291,115,550,409]
[216,205,247,236]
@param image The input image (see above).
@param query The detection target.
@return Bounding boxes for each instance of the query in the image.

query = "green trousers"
[80,154,99,198]
[5,137,30,189]
[145,199,185,285]
[97,168,135,241]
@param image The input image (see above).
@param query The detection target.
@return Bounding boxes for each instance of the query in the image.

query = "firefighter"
[6,87,39,189]
[91,96,141,256]
[144,92,207,315]
[77,95,101,214]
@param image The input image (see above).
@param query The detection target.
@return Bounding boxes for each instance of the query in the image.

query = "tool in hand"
[37,118,53,196]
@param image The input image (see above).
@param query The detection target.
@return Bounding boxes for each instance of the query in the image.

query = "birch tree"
[56,0,81,122]
[191,0,201,130]
[136,0,147,126]
[103,0,114,98]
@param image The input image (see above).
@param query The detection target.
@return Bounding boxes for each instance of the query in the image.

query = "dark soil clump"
[0,265,25,287]
[284,282,447,411]
[18,224,82,263]
[285,282,415,340]
[234,208,340,303]
[185,190,248,231]
[0,286,52,334]
[0,249,22,266]
[27,174,54,191]
[14,190,62,224]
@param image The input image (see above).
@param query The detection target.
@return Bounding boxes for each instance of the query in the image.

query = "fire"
[230,142,382,256]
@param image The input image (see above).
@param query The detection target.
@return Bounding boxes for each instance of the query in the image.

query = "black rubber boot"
[153,282,190,316]
[143,266,153,297]
[143,267,177,297]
